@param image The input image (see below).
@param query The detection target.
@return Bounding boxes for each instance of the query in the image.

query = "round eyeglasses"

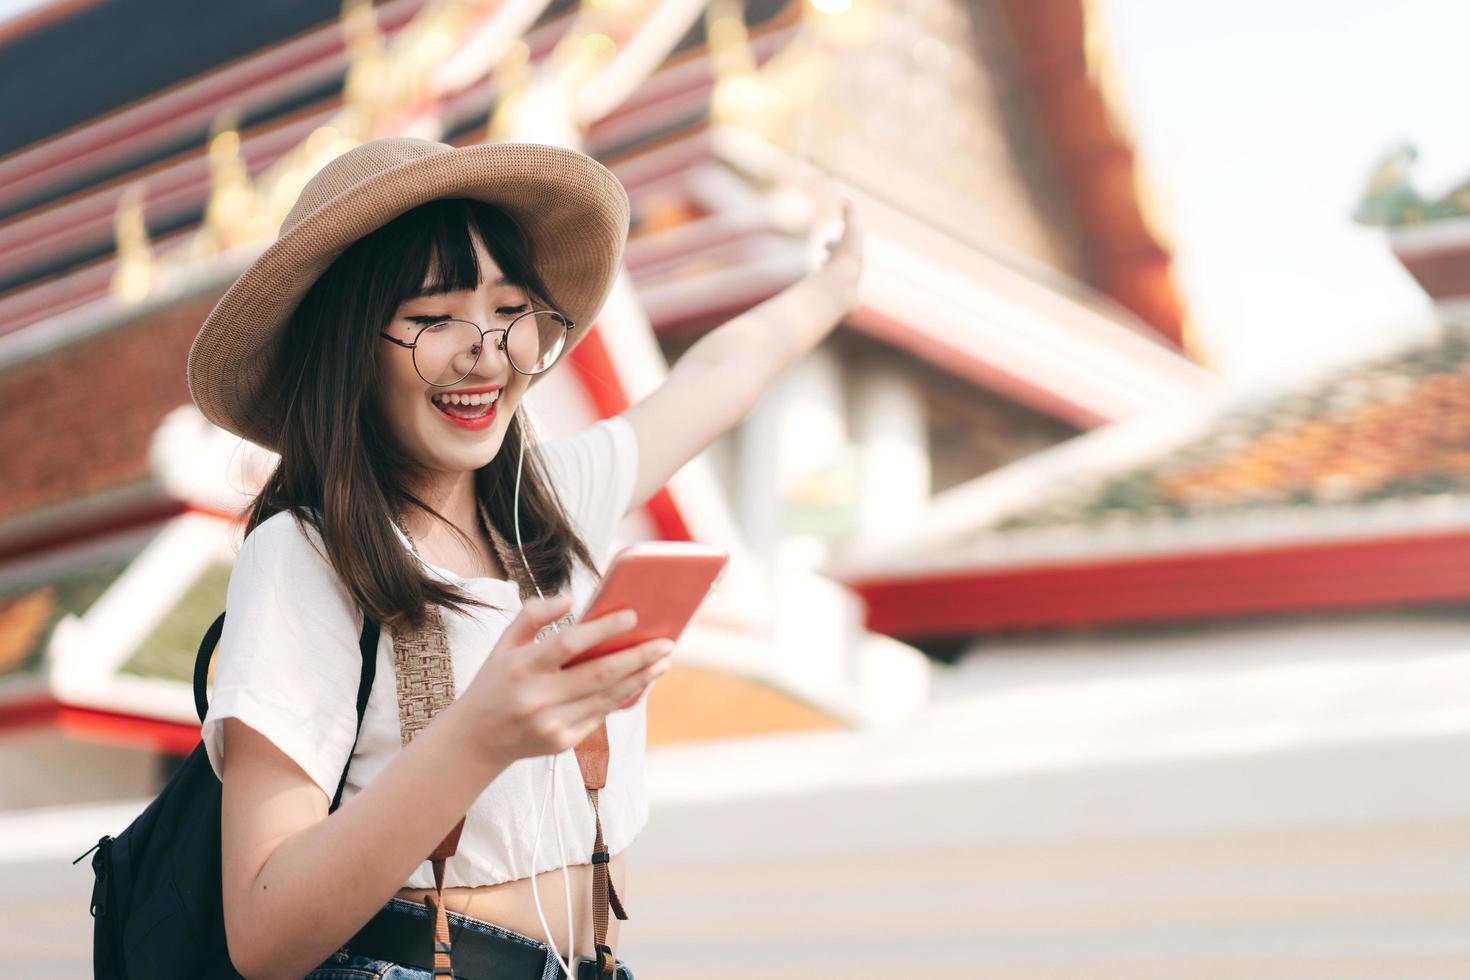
[378,309,574,387]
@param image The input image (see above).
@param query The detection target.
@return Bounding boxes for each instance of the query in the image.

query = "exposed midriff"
[393,851,626,958]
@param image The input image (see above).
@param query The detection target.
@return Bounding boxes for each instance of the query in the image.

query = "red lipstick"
[430,386,501,431]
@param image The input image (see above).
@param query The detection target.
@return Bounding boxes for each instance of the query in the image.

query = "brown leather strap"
[575,710,610,790]
[586,788,628,976]
[424,858,454,977]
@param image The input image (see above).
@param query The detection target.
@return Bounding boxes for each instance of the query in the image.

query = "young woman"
[191,137,861,980]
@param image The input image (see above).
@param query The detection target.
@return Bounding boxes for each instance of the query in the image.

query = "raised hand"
[815,196,863,314]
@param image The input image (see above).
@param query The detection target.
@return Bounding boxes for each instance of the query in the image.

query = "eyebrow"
[404,275,516,300]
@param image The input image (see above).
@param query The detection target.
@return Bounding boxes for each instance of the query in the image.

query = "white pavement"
[9,612,1470,977]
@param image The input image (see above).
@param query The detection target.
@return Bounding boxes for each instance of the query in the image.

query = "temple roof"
[999,325,1470,532]
[835,325,1470,637]
[2,0,365,159]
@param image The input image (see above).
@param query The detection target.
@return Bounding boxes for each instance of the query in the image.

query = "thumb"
[498,593,573,649]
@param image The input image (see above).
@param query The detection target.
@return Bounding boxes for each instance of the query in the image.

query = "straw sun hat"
[186,137,630,452]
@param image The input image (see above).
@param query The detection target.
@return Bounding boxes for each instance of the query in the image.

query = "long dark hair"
[241,197,598,633]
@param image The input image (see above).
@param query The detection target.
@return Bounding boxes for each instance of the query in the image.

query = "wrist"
[809,256,859,313]
[439,698,514,782]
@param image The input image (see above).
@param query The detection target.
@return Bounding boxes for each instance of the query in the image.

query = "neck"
[406,468,481,543]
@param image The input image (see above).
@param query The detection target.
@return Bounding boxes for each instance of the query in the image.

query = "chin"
[424,414,509,470]
[446,430,506,471]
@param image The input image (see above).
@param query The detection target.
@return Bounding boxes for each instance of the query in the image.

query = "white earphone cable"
[513,426,578,979]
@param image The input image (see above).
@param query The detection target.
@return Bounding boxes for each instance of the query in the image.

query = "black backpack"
[75,609,379,978]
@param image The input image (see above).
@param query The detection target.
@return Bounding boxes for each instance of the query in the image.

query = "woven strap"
[391,599,466,858]
[390,511,466,975]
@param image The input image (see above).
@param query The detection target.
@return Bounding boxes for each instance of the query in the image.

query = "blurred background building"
[2,0,1467,977]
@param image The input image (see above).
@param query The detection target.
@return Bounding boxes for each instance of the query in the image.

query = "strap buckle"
[596,943,617,976]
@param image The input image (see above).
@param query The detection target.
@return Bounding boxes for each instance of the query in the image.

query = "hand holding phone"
[565,541,729,708]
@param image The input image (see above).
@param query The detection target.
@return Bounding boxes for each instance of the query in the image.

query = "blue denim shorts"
[305,896,634,980]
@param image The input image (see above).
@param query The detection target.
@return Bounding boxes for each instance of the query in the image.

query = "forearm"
[230,699,507,979]
[676,265,852,415]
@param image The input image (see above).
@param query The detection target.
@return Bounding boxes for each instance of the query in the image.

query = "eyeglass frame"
[377,308,576,387]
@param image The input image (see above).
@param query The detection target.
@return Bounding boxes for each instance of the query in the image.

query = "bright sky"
[1098,0,1470,385]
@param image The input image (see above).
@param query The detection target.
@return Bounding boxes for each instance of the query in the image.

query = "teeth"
[432,389,500,406]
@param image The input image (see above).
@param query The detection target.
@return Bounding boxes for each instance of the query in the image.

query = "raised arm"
[621,198,864,511]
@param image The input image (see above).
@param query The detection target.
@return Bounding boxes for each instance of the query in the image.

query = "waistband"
[343,896,629,979]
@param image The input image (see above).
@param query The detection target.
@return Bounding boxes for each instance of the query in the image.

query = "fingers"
[544,642,675,736]
[603,643,673,705]
[530,606,640,669]
[553,636,674,706]
[497,620,672,757]
[839,199,860,248]
[499,593,574,649]
[821,197,860,262]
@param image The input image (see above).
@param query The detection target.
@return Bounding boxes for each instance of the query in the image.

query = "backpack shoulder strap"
[193,612,227,724]
[192,610,380,811]
[331,615,380,812]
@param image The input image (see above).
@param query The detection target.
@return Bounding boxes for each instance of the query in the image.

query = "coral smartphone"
[564,542,729,705]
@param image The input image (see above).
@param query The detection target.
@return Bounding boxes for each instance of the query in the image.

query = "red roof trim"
[0,496,185,566]
[55,705,200,756]
[566,323,631,418]
[565,321,691,541]
[642,489,693,542]
[0,692,61,732]
[0,696,197,755]
[849,529,1470,637]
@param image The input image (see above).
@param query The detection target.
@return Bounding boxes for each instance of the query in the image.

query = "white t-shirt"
[202,415,648,889]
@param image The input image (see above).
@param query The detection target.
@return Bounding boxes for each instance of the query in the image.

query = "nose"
[453,324,510,380]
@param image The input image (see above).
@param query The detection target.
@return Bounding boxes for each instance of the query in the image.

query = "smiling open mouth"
[430,389,500,429]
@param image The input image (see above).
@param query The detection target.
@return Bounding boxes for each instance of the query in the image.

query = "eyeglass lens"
[413,311,569,386]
